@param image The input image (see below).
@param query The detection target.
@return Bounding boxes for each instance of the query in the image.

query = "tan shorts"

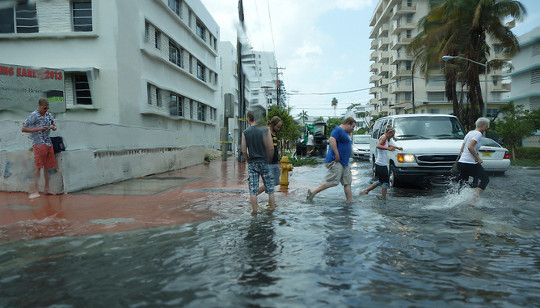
[324,161,352,186]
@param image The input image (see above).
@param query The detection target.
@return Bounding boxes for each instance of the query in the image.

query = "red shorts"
[33,144,57,169]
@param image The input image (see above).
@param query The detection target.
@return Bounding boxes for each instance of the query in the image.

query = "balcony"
[390,84,412,93]
[369,98,379,106]
[378,37,390,49]
[370,50,379,62]
[390,37,413,50]
[491,83,511,92]
[370,39,378,50]
[378,24,389,37]
[378,51,390,63]
[391,21,416,35]
[391,4,417,20]
[391,69,412,79]
[370,62,381,73]
[379,91,390,100]
[370,74,382,83]
[369,87,379,95]
[379,64,392,76]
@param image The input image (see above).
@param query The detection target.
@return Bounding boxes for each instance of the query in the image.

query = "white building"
[344,103,373,130]
[369,0,511,117]
[0,0,222,192]
[505,26,540,111]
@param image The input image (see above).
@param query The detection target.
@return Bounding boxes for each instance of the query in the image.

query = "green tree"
[326,117,343,137]
[265,105,300,149]
[298,110,309,124]
[410,0,526,128]
[495,102,534,160]
[331,97,338,117]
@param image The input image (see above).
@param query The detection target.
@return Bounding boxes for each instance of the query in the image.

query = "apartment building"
[369,0,511,117]
[0,0,221,192]
[505,26,540,111]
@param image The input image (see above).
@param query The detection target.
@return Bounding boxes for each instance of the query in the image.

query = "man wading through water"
[242,111,276,215]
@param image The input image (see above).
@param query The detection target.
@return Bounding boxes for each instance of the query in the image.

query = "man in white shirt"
[456,117,490,204]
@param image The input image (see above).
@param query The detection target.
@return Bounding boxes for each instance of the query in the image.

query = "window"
[73,73,92,105]
[427,92,445,101]
[406,29,412,38]
[189,55,193,74]
[493,43,501,53]
[532,68,540,84]
[533,42,540,57]
[197,103,206,121]
[168,0,181,17]
[405,60,412,70]
[170,94,183,117]
[197,62,206,81]
[406,14,413,23]
[189,100,193,118]
[169,42,183,67]
[154,29,161,49]
[147,84,152,105]
[0,4,38,34]
[196,20,206,41]
[407,0,413,7]
[72,1,92,32]
[155,88,161,107]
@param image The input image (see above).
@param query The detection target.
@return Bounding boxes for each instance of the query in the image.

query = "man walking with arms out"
[306,117,356,202]
[242,111,276,215]
[21,98,58,199]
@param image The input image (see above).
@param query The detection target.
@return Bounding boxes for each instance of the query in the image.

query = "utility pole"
[270,66,285,108]
[236,0,245,162]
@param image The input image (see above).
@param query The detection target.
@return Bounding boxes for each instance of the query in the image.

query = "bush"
[282,152,318,166]
[515,147,540,161]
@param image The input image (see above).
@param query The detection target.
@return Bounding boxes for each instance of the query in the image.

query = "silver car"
[352,135,370,160]
[479,138,510,174]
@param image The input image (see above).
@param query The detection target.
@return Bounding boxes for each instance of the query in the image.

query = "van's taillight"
[504,151,509,159]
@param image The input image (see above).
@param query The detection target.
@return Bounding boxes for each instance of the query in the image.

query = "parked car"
[370,114,466,187]
[478,138,510,174]
[352,135,370,160]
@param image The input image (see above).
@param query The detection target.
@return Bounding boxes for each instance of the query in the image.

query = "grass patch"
[511,159,540,167]
[282,152,318,167]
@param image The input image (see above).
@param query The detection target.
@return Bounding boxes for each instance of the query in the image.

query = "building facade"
[369,0,511,117]
[0,0,221,192]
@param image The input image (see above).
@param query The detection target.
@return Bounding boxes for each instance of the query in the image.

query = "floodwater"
[1,161,539,307]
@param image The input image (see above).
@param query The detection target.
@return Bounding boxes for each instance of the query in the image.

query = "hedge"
[515,147,540,161]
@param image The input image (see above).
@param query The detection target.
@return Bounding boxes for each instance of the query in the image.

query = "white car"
[352,135,370,160]
[478,138,510,174]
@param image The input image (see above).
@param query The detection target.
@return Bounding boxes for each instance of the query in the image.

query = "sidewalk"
[0,159,297,243]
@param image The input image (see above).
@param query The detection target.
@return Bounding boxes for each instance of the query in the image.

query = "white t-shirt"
[459,130,483,164]
[307,134,314,146]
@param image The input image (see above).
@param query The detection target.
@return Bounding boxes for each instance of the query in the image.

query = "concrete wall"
[0,120,205,193]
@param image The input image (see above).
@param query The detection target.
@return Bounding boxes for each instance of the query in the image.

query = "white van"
[370,114,465,187]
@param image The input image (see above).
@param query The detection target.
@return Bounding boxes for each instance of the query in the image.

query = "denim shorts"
[248,162,275,195]
[269,164,280,186]
[375,164,390,189]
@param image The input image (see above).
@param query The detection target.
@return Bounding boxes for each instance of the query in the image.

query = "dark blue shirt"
[324,126,352,167]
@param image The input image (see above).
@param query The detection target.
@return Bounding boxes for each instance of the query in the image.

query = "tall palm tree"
[298,110,308,123]
[331,97,338,117]
[409,0,525,127]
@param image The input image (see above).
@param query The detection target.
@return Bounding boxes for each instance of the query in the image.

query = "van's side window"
[372,121,380,139]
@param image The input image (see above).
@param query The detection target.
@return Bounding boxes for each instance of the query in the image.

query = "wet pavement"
[0,160,256,242]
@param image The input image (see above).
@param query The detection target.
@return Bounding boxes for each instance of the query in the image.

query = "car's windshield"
[353,136,370,144]
[394,117,465,140]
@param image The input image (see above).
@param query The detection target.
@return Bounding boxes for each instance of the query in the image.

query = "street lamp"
[442,55,488,117]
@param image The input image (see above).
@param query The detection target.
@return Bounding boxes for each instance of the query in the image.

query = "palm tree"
[298,110,308,123]
[409,0,526,128]
[331,97,338,117]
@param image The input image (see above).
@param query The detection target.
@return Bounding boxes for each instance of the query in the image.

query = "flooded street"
[1,161,539,307]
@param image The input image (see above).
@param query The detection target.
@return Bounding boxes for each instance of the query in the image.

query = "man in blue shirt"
[306,117,356,202]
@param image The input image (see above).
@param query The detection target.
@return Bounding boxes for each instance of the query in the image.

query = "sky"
[201,0,540,118]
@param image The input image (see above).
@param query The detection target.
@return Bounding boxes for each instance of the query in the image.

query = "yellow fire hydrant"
[279,156,294,190]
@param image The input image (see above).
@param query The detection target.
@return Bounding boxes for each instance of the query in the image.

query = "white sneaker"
[28,192,40,199]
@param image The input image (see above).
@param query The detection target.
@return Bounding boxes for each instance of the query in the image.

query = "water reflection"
[238,213,279,295]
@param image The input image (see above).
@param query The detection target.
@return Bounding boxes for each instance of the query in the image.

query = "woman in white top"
[360,125,402,200]
[457,117,490,203]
